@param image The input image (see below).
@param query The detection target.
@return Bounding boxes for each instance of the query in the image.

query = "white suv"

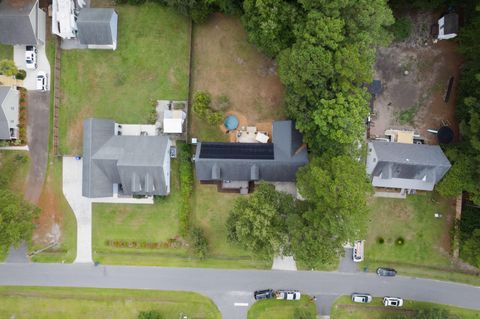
[276,290,301,300]
[36,71,47,91]
[383,296,403,307]
[25,45,37,69]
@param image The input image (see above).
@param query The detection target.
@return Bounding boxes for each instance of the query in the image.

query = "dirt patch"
[32,171,63,246]
[370,12,462,144]
[191,13,285,137]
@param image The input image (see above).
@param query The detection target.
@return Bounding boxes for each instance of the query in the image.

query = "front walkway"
[62,157,154,263]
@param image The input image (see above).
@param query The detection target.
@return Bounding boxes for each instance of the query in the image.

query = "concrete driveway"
[13,44,51,91]
[0,263,479,319]
[24,91,50,204]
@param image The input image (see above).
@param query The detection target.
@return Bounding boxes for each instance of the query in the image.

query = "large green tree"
[0,189,39,250]
[291,155,371,267]
[226,183,295,258]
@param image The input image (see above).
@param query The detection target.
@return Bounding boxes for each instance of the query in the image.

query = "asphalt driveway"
[24,91,50,204]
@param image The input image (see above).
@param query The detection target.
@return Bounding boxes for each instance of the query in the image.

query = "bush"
[206,110,223,125]
[395,237,405,246]
[0,59,18,76]
[190,227,209,259]
[15,69,27,80]
[192,91,211,118]
[138,310,163,319]
[377,237,385,244]
[390,16,412,42]
[216,94,230,111]
[178,143,193,237]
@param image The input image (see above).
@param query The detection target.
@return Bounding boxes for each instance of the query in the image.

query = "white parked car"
[353,240,365,262]
[383,296,403,307]
[25,45,37,69]
[351,293,372,303]
[276,290,301,300]
[36,71,48,91]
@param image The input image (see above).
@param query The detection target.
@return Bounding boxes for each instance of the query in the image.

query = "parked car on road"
[351,293,372,303]
[276,290,301,300]
[254,289,274,300]
[25,45,37,69]
[376,267,397,277]
[383,296,403,307]
[36,71,47,91]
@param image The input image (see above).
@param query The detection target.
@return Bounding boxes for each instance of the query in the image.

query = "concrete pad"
[0,145,29,151]
[62,157,93,263]
[272,255,297,271]
[337,248,360,273]
[13,44,51,91]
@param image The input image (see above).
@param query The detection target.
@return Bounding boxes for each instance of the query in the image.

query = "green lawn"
[59,4,189,155]
[330,296,480,319]
[0,151,31,260]
[363,194,480,285]
[248,295,317,319]
[0,44,13,60]
[0,286,220,319]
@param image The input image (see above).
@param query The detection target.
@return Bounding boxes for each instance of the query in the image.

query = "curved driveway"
[0,264,479,318]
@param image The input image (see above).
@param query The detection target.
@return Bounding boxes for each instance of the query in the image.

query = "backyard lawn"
[0,286,220,319]
[248,296,316,319]
[59,4,189,155]
[364,194,480,285]
[330,296,480,319]
[0,44,12,60]
[191,13,285,141]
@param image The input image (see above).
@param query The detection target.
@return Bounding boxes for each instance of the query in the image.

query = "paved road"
[0,264,479,319]
[24,91,50,204]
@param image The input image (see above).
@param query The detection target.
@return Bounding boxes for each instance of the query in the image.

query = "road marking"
[234,302,249,307]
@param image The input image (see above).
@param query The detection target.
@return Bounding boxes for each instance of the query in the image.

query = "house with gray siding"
[194,121,308,192]
[77,8,118,50]
[0,0,46,45]
[82,118,171,198]
[0,86,19,140]
[366,141,451,192]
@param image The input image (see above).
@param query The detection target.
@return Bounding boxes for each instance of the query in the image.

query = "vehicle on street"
[351,293,372,303]
[353,240,365,262]
[254,289,274,300]
[36,71,47,91]
[25,45,37,69]
[376,267,397,277]
[383,296,404,307]
[276,290,301,300]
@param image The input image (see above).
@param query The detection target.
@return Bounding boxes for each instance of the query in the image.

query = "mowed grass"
[0,44,12,60]
[0,286,220,319]
[248,296,317,319]
[0,151,31,261]
[59,4,189,155]
[330,296,480,319]
[363,194,480,285]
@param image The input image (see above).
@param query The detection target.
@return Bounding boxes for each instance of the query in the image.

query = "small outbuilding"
[437,13,459,40]
[77,8,118,50]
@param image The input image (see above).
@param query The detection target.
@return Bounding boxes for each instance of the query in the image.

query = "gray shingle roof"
[367,141,451,191]
[77,8,117,45]
[0,0,38,45]
[194,121,308,182]
[444,13,459,35]
[82,118,171,198]
[0,87,11,139]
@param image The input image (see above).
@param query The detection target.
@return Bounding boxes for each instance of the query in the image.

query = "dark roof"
[367,141,451,191]
[0,0,38,45]
[199,143,274,160]
[194,121,308,182]
[77,8,117,45]
[0,87,12,139]
[444,13,459,35]
[82,118,171,198]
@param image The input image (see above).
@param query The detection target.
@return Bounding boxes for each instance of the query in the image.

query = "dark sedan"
[254,289,274,300]
[376,267,397,276]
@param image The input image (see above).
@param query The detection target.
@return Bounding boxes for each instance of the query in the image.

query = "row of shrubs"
[105,237,187,249]
[178,143,209,259]
[192,91,224,125]
[377,236,405,246]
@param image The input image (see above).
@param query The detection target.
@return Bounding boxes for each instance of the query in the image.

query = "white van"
[353,240,365,262]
